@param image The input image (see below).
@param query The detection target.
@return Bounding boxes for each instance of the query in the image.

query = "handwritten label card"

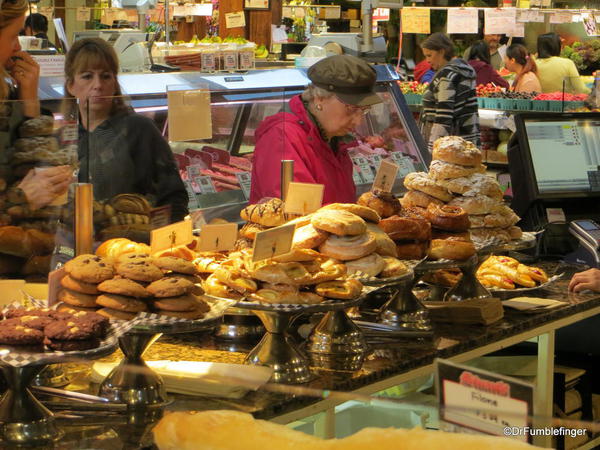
[485,8,517,35]
[401,8,430,34]
[373,160,399,192]
[447,8,478,34]
[252,223,296,262]
[283,182,325,215]
[198,223,238,252]
[151,219,194,254]
[76,7,91,21]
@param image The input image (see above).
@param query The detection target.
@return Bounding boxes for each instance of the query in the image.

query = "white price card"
[196,175,217,195]
[187,165,203,181]
[252,224,296,262]
[151,219,194,254]
[352,167,363,185]
[198,223,238,252]
[190,3,213,16]
[485,8,517,35]
[76,7,91,21]
[447,8,479,34]
[436,359,533,443]
[225,12,246,28]
[550,12,572,24]
[184,181,200,209]
[236,172,252,199]
[352,157,374,183]
[284,182,325,215]
[372,159,399,193]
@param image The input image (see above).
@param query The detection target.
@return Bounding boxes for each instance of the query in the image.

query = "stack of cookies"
[402,136,521,244]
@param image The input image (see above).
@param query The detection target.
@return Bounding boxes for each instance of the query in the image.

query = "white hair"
[301,84,335,103]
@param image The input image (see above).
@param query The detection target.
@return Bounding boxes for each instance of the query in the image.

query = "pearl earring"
[316,104,323,111]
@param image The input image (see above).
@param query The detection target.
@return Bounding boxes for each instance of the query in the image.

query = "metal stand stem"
[99,332,168,406]
[378,277,433,331]
[0,364,62,446]
[443,256,491,302]
[245,310,312,384]
[31,364,70,388]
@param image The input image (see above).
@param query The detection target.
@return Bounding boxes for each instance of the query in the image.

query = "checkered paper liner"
[0,299,136,367]
[129,296,238,331]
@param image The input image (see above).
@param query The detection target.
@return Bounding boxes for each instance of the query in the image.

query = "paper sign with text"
[284,182,325,215]
[447,8,478,34]
[485,9,517,35]
[151,220,194,254]
[76,7,91,21]
[436,358,533,443]
[550,12,572,24]
[401,8,430,34]
[373,160,399,192]
[198,223,238,252]
[196,175,217,195]
[252,224,296,262]
[225,12,246,28]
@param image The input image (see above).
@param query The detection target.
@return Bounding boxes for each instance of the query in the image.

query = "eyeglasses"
[343,103,371,117]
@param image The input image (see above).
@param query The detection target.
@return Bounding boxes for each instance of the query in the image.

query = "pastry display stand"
[99,318,221,407]
[0,343,117,447]
[214,307,265,341]
[235,297,365,384]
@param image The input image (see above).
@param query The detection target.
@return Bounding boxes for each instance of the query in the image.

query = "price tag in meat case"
[372,159,399,192]
[352,157,375,183]
[201,52,216,72]
[184,181,200,209]
[253,223,296,262]
[352,166,363,185]
[151,219,194,254]
[236,172,252,199]
[435,358,533,443]
[187,165,203,182]
[284,182,325,215]
[198,223,238,252]
[196,175,217,194]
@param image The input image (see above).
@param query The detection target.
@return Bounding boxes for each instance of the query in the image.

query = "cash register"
[508,112,600,264]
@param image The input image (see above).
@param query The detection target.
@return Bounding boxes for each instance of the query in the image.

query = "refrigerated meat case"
[39,66,430,222]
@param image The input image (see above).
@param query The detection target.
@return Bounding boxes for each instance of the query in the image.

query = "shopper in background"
[569,269,600,293]
[0,0,71,210]
[250,55,382,204]
[535,32,590,94]
[63,38,188,221]
[463,34,503,71]
[504,44,541,93]
[414,60,435,84]
[467,40,509,89]
[419,33,480,151]
[23,13,55,49]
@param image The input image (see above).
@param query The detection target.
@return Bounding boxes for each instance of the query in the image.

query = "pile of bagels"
[402,136,521,245]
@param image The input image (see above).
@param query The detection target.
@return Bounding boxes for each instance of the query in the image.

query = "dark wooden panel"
[248,0,281,47]
[218,0,246,38]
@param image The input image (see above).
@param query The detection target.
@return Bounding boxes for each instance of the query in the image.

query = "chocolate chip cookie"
[0,322,44,345]
[96,307,136,321]
[116,261,163,282]
[61,274,100,295]
[4,307,54,319]
[44,319,100,340]
[45,338,100,351]
[152,294,200,312]
[96,293,148,313]
[4,315,53,331]
[98,276,151,298]
[65,254,114,284]
[59,288,98,308]
[147,277,193,298]
[156,308,206,320]
[115,253,152,267]
[154,256,197,275]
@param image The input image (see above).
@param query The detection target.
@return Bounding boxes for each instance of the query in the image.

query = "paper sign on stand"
[401,8,430,34]
[198,223,238,252]
[284,182,325,215]
[151,220,194,254]
[76,7,91,21]
[373,160,399,193]
[485,9,517,35]
[252,224,296,262]
[168,87,212,142]
[447,8,479,34]
[225,12,246,28]
[436,358,533,443]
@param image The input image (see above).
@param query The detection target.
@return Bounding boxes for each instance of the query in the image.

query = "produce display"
[398,81,428,95]
[561,40,600,73]
[533,92,588,102]
[477,255,548,290]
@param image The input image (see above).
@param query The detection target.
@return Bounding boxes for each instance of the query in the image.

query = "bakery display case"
[38,66,429,223]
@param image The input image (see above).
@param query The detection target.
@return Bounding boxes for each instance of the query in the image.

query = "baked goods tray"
[487,273,563,294]
[220,295,365,314]
[0,302,135,367]
[129,297,238,334]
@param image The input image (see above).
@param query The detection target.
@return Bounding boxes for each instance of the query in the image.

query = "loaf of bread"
[0,226,46,257]
[153,410,539,450]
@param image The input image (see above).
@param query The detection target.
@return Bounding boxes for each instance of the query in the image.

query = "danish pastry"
[345,253,386,277]
[357,189,401,218]
[366,223,397,257]
[320,203,381,223]
[425,204,470,232]
[380,257,408,278]
[448,195,500,216]
[319,233,377,261]
[395,241,429,260]
[437,173,503,200]
[428,238,475,261]
[315,279,362,299]
[311,209,366,236]
[378,215,431,241]
[292,224,329,249]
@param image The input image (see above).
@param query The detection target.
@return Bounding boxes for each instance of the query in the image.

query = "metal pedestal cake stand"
[236,296,366,384]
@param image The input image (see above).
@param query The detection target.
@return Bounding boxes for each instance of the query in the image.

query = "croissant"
[96,238,150,260]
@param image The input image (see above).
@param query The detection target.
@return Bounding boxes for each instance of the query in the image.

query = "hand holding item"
[569,268,600,293]
[9,51,41,117]
[18,166,73,210]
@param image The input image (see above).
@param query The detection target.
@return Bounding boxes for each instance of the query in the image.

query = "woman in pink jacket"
[250,55,382,204]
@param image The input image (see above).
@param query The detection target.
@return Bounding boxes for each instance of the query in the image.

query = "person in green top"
[535,32,590,94]
[463,34,503,71]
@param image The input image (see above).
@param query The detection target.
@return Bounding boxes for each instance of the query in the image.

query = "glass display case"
[38,66,429,223]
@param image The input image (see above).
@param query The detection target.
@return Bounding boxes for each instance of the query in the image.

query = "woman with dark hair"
[419,32,479,151]
[467,40,509,89]
[63,38,188,221]
[504,44,541,93]
[535,32,589,94]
